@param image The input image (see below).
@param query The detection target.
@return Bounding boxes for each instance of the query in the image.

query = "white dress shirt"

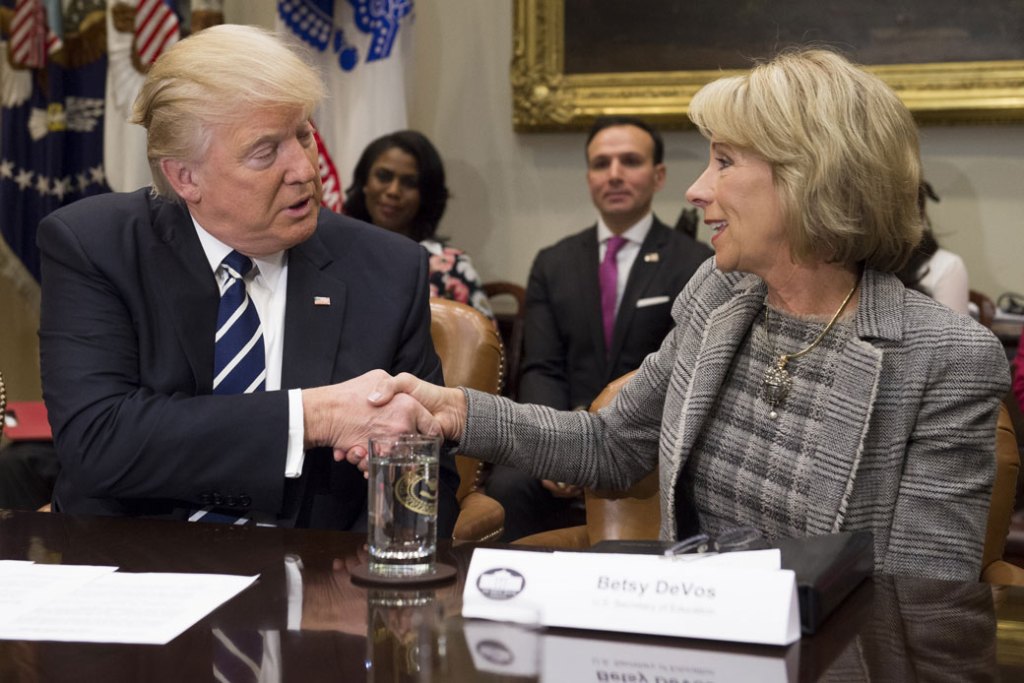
[918,247,970,314]
[193,219,306,479]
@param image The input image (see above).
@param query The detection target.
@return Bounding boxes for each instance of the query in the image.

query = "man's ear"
[159,158,202,203]
[654,162,668,192]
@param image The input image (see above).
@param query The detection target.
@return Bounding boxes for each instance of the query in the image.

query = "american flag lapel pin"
[644,252,660,263]
[314,296,331,306]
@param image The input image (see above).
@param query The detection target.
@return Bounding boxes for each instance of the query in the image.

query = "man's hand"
[300,555,368,634]
[367,372,467,442]
[540,480,583,498]
[301,370,440,467]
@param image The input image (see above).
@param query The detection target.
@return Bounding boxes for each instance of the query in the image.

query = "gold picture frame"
[512,0,1024,131]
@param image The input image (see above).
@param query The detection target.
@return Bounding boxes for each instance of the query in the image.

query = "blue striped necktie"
[212,628,264,683]
[189,251,267,526]
[214,251,266,395]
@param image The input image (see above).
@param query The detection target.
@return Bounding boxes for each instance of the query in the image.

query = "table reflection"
[448,575,999,682]
[367,589,444,682]
[818,575,996,682]
[0,510,1020,682]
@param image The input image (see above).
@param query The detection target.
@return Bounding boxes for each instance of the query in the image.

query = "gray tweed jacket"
[460,259,1010,580]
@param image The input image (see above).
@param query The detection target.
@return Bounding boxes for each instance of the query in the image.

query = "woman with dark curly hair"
[345,130,493,319]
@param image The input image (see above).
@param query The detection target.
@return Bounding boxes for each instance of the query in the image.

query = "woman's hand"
[541,480,583,498]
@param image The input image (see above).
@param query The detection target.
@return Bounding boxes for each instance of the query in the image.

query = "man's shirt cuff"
[285,389,305,478]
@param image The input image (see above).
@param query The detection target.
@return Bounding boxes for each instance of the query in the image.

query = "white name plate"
[462,548,800,646]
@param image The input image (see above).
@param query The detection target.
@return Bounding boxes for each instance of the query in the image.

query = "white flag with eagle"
[277,0,414,206]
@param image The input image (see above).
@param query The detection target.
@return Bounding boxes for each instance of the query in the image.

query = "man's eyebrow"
[244,133,276,146]
[238,132,281,156]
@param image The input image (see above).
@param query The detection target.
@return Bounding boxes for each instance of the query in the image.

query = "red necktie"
[599,236,627,353]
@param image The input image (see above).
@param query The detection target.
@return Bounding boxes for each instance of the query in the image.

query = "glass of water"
[368,434,441,577]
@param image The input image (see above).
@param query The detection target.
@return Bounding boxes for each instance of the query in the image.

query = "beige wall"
[233,0,1024,298]
[4,0,1024,399]
[0,239,40,401]
[415,1,1024,300]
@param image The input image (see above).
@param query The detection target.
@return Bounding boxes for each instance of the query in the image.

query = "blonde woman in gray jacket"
[358,49,1010,582]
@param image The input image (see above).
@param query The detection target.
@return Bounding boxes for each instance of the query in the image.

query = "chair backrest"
[970,289,996,329]
[429,298,505,501]
[983,402,1021,571]
[482,281,526,400]
[429,298,504,394]
[582,370,662,543]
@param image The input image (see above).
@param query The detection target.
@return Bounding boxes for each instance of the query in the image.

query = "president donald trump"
[37,24,457,531]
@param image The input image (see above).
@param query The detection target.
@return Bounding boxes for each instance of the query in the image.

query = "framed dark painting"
[512,0,1024,131]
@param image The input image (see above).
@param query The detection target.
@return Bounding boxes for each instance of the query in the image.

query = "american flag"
[134,0,180,69]
[8,0,61,69]
[314,127,342,213]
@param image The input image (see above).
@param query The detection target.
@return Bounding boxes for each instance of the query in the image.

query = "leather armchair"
[514,370,659,548]
[481,281,526,400]
[981,402,1024,585]
[428,299,506,543]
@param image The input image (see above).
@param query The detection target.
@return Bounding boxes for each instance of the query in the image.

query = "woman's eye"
[373,169,394,184]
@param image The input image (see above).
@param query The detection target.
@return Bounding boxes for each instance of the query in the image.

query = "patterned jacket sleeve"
[453,264,720,489]
[883,316,1009,580]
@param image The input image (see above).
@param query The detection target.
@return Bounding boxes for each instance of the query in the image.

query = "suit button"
[240,495,252,507]
[199,493,212,505]
[212,493,223,506]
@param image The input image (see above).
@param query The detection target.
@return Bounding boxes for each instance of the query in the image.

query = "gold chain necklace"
[762,279,859,419]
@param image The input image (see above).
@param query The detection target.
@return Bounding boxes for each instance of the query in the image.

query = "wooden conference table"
[1,509,1023,681]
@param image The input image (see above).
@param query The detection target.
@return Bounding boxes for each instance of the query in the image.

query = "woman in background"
[897,181,970,314]
[345,131,494,319]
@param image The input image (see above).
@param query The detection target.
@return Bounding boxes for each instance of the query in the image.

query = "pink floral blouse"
[421,239,494,320]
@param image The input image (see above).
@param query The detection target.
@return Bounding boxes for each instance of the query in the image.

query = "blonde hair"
[688,48,922,272]
[130,24,325,198]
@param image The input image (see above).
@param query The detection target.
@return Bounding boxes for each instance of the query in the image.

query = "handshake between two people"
[300,369,467,473]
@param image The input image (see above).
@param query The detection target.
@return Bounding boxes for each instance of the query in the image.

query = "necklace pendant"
[763,358,792,411]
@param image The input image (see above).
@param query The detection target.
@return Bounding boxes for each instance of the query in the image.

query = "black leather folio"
[776,531,873,635]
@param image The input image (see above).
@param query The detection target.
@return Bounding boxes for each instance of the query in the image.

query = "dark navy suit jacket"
[37,188,457,533]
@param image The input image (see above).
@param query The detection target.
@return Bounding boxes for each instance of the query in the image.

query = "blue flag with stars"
[1,0,109,281]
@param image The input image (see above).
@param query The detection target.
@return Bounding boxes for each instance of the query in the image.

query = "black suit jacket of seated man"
[37,188,457,535]
[518,217,712,410]
[489,217,712,541]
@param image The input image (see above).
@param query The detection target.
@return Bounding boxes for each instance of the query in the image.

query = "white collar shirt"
[192,217,305,479]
